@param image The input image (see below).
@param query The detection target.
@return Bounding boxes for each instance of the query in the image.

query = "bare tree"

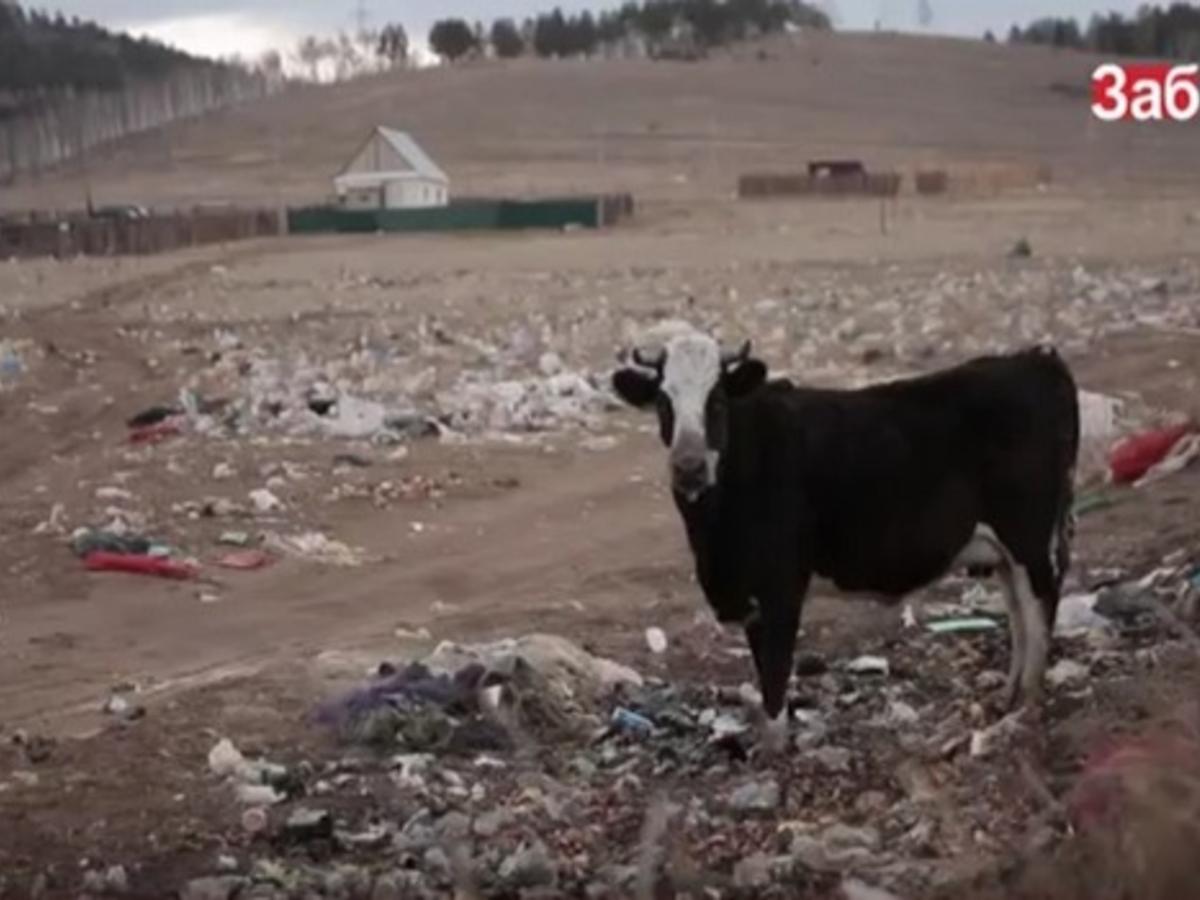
[377,23,409,68]
[295,35,324,81]
[256,49,285,88]
[333,31,362,81]
[917,0,934,29]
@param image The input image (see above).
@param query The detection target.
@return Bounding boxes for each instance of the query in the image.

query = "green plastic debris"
[70,528,152,558]
[927,617,1000,634]
[1073,492,1115,517]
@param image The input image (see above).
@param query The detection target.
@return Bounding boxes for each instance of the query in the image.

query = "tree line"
[0,1,247,98]
[1007,3,1200,59]
[425,0,832,63]
[0,1,277,183]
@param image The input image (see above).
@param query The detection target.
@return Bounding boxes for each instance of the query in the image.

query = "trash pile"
[148,331,621,447]
[153,549,1200,900]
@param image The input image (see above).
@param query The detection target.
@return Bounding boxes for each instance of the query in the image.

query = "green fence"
[288,195,633,236]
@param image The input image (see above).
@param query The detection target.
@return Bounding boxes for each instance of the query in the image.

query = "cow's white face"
[612,332,768,501]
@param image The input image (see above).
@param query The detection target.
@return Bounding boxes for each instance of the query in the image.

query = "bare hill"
[8,31,1200,211]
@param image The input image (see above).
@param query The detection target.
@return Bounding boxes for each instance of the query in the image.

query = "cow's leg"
[745,582,805,754]
[1016,557,1060,704]
[996,557,1029,710]
[958,525,1029,710]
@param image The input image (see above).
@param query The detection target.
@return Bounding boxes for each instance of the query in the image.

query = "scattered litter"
[265,531,365,567]
[970,712,1026,758]
[207,737,289,804]
[1009,237,1033,259]
[283,807,333,843]
[241,807,269,834]
[846,655,889,676]
[1055,592,1112,638]
[1109,422,1195,485]
[218,531,252,547]
[610,707,655,738]
[129,418,184,446]
[236,784,284,806]
[71,527,152,558]
[1047,658,1090,689]
[1134,431,1200,487]
[84,552,197,580]
[102,693,146,721]
[645,626,668,654]
[249,488,283,514]
[1072,490,1115,517]
[725,778,781,813]
[94,485,133,502]
[0,344,24,382]
[927,616,1000,634]
[215,550,273,571]
[127,405,181,428]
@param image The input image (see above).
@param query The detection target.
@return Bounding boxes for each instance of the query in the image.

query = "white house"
[334,127,450,210]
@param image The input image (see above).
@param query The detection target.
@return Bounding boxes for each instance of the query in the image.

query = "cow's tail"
[1037,345,1080,590]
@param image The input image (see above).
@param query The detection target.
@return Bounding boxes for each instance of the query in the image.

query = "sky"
[45,1,1148,64]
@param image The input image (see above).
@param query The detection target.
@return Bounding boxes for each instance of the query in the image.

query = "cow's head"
[612,332,768,501]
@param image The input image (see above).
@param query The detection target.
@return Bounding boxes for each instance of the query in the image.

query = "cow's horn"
[631,346,666,371]
[720,340,751,367]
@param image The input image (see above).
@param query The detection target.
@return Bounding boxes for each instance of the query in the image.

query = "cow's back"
[743,348,1078,595]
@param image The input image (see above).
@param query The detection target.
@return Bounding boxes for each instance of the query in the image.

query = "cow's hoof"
[1002,676,1022,712]
[760,712,789,758]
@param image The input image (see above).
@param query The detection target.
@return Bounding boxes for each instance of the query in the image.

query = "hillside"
[7,31,1200,211]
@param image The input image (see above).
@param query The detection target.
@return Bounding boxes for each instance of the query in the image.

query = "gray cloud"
[49,0,1148,49]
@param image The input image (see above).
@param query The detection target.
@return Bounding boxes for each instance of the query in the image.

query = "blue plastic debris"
[610,707,655,737]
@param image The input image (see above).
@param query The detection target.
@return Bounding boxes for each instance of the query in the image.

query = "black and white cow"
[612,330,1080,749]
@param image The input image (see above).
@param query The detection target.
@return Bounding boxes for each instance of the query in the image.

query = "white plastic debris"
[1134,431,1200,488]
[264,531,365,567]
[1046,658,1090,689]
[235,784,284,806]
[249,488,283,514]
[970,711,1026,759]
[94,486,133,501]
[1055,592,1110,638]
[207,737,285,792]
[208,738,248,779]
[424,634,643,703]
[645,627,668,654]
[847,655,889,677]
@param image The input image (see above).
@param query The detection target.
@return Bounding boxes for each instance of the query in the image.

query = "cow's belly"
[812,524,1004,602]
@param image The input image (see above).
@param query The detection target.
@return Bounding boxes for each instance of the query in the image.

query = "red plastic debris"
[1108,422,1194,484]
[215,550,274,571]
[1067,732,1200,830]
[84,552,198,580]
[128,418,184,446]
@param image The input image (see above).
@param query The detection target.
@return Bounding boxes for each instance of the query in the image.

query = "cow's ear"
[723,358,767,398]
[612,368,660,408]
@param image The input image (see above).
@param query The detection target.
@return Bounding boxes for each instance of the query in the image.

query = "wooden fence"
[738,171,903,199]
[0,208,282,260]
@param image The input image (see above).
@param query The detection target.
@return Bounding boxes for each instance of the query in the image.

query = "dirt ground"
[3,32,1200,900]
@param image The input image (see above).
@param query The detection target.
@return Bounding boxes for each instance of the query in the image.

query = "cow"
[611,329,1080,751]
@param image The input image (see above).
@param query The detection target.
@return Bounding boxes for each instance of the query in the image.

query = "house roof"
[336,126,448,185]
